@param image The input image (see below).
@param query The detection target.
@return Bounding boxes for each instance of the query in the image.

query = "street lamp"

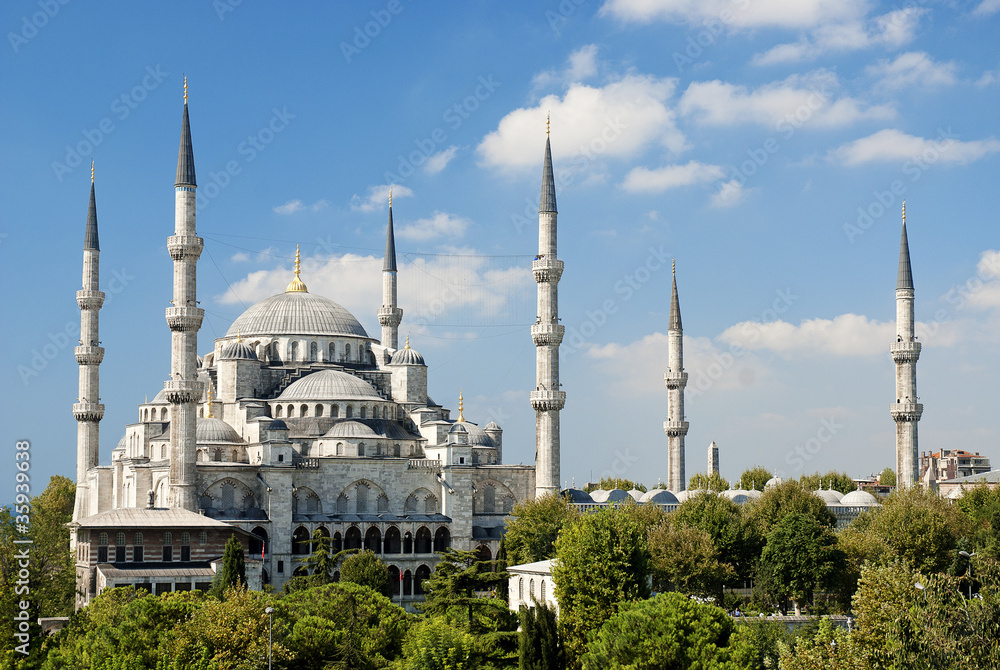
[959,551,976,599]
[265,606,275,670]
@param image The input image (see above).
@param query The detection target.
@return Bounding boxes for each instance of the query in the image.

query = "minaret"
[73,162,105,521]
[378,189,403,349]
[890,202,922,488]
[164,78,204,511]
[530,116,565,498]
[708,441,719,477]
[664,261,689,493]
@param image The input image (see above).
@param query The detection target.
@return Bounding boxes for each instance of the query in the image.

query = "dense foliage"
[687,471,731,493]
[502,494,579,567]
[339,549,391,598]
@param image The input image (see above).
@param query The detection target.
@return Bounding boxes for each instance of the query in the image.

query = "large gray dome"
[278,369,382,401]
[226,291,368,338]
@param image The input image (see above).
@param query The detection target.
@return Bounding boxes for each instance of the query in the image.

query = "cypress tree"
[519,602,564,670]
[211,533,246,597]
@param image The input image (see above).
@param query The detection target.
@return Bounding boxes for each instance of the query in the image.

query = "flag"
[261,541,265,560]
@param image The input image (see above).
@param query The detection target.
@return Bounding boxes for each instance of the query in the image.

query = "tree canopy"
[340,549,390,598]
[738,466,773,492]
[688,471,731,493]
[502,494,579,567]
[755,512,844,614]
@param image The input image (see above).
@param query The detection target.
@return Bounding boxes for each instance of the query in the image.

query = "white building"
[508,559,558,613]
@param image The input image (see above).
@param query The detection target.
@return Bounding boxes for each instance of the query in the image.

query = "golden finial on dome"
[285,244,308,293]
[206,384,214,419]
[404,334,410,349]
[184,75,188,104]
[237,328,243,343]
[458,389,465,422]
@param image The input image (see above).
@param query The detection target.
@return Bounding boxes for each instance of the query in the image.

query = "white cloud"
[678,71,894,128]
[964,250,1000,310]
[710,179,746,208]
[866,52,958,90]
[534,45,601,90]
[273,199,328,215]
[478,74,686,171]
[397,211,471,241]
[719,314,894,356]
[424,146,458,174]
[599,0,867,30]
[230,252,249,263]
[350,184,414,212]
[829,129,1000,166]
[974,0,1000,16]
[621,160,724,192]
[976,67,1000,88]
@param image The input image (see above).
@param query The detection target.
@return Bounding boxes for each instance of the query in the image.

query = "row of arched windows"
[290,563,431,596]
[283,340,374,364]
[273,402,395,420]
[517,577,547,604]
[140,407,170,422]
[292,487,436,515]
[290,525,449,556]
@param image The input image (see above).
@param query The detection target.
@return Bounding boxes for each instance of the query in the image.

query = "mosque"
[69,82,564,606]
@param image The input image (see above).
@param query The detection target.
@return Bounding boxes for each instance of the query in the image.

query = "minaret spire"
[664,260,689,493]
[531,120,565,498]
[378,188,403,349]
[73,169,106,521]
[164,78,204,511]
[890,201,922,488]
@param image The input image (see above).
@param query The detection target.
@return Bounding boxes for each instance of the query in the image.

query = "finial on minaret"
[546,112,550,136]
[91,160,94,183]
[458,389,465,422]
[902,200,906,226]
[184,75,188,104]
[672,258,675,277]
[389,186,392,208]
[285,244,308,292]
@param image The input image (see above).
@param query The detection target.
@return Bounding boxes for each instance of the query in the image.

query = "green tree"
[673,491,760,582]
[688,471,730,493]
[745,480,836,538]
[879,467,896,487]
[503,494,579,566]
[340,549,390,598]
[648,520,734,600]
[798,471,857,494]
[400,617,477,670]
[519,603,564,670]
[283,529,356,592]
[580,593,740,670]
[419,548,507,633]
[552,506,651,666]
[738,465,773,492]
[755,512,843,614]
[728,618,790,670]
[957,484,1000,561]
[210,533,246,598]
[776,618,859,670]
[582,478,646,493]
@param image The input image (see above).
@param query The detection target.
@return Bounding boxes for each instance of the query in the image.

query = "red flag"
[261,542,265,560]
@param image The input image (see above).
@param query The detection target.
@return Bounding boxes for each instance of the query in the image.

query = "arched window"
[376,494,389,513]
[541,579,546,601]
[332,404,339,418]
[336,442,344,456]
[365,526,382,553]
[337,493,348,513]
[289,340,299,361]
[356,483,369,513]
[300,404,308,417]
[519,578,524,601]
[181,532,191,561]
[309,341,318,362]
[181,532,190,546]
[344,526,362,550]
[357,443,365,457]
[345,343,351,362]
[529,579,535,599]
[291,526,310,555]
[315,404,323,417]
[221,483,235,510]
[163,532,172,545]
[329,342,336,361]
[415,565,430,595]
[424,494,438,514]
[360,406,367,419]
[199,407,204,418]
[346,405,353,418]
[199,532,207,545]
[287,404,295,418]
[483,485,496,514]
[434,527,450,552]
[134,532,143,546]
[384,527,402,554]
[98,532,108,546]
[161,407,168,421]
[116,531,126,546]
[275,405,283,418]
[415,527,432,554]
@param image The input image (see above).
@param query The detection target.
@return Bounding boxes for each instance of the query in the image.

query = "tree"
[503,494,579,566]
[400,617,477,670]
[210,533,246,598]
[582,477,646,493]
[688,471,730,493]
[957,484,1000,561]
[552,505,651,665]
[728,618,790,670]
[745,480,836,538]
[340,549,390,598]
[419,548,507,633]
[798,471,857,494]
[672,491,760,582]
[519,602,564,670]
[879,467,896,487]
[777,618,858,670]
[648,520,734,600]
[284,528,357,592]
[580,593,741,670]
[755,512,843,615]
[738,465,773,492]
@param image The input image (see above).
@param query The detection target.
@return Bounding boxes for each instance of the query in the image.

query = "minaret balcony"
[73,402,105,422]
[377,306,403,326]
[664,371,688,389]
[530,389,566,411]
[165,306,204,332]
[74,346,105,365]
[76,290,105,310]
[163,380,201,404]
[531,323,565,346]
[167,235,204,261]
[663,420,690,437]
[890,402,923,422]
[890,340,921,363]
[532,258,564,283]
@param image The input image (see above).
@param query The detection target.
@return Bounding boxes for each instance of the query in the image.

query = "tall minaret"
[378,189,403,349]
[890,202,922,488]
[73,162,105,521]
[164,78,204,511]
[530,116,565,498]
[664,261,689,493]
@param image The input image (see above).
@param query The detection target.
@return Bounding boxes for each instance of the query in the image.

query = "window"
[99,532,108,546]
[336,442,344,456]
[277,560,284,574]
[300,404,308,417]
[345,343,351,361]
[163,532,172,545]
[541,580,546,601]
[529,579,534,599]
[289,341,299,361]
[360,406,367,419]
[315,404,323,417]
[116,532,126,546]
[328,342,336,361]
[135,532,144,546]
[346,405,353,418]
[199,532,207,545]
[162,545,173,562]
[97,543,108,563]
[275,405,283,418]
[309,341,318,362]
[519,578,523,601]
[332,404,339,418]
[133,546,144,563]
[357,442,365,457]
[356,484,369,513]
[277,454,284,463]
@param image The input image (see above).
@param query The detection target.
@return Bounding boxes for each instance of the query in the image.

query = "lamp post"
[959,551,976,599]
[265,606,274,670]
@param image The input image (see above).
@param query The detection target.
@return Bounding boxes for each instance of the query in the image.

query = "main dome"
[225,291,369,338]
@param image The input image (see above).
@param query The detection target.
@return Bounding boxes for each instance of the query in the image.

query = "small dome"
[267,419,288,431]
[220,340,258,361]
[390,346,425,366]
[722,489,757,504]
[590,489,631,503]
[465,423,495,447]
[840,489,879,506]
[115,435,127,450]
[278,369,382,402]
[324,420,379,439]
[742,489,763,501]
[197,418,243,444]
[675,489,710,503]
[561,488,594,503]
[640,489,680,504]
[814,489,844,504]
[449,422,468,434]
[151,388,168,403]
[627,488,644,501]
[484,421,501,431]
[764,477,784,489]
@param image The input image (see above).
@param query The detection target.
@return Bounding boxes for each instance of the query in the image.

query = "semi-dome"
[449,422,468,434]
[640,488,680,504]
[840,489,879,506]
[814,489,844,504]
[465,423,496,447]
[561,488,594,503]
[278,370,382,401]
[226,291,369,338]
[324,420,379,439]
[197,418,243,444]
[220,340,258,361]
[267,419,288,431]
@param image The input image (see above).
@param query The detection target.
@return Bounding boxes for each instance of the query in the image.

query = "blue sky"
[2,0,999,503]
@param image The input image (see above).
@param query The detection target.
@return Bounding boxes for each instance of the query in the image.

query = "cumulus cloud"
[397,211,471,241]
[710,179,746,208]
[829,129,1000,166]
[976,66,1000,88]
[678,71,894,128]
[533,45,600,90]
[599,0,867,30]
[866,52,958,90]
[273,199,329,215]
[963,250,1000,310]
[350,184,414,212]
[621,161,724,192]
[424,146,458,174]
[478,74,687,171]
[719,314,894,356]
[974,0,1000,16]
